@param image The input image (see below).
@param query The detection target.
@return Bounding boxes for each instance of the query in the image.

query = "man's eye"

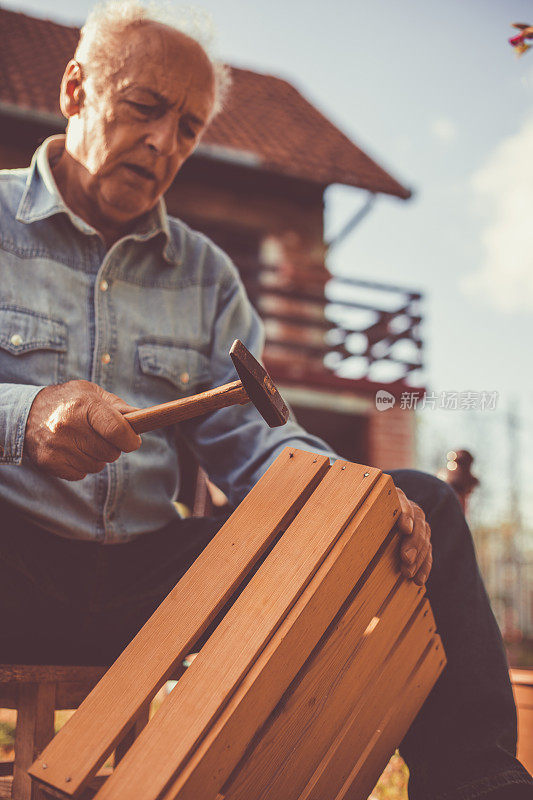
[128,102,156,116]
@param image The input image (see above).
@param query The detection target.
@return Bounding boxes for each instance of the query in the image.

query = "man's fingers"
[400,509,426,558]
[86,400,141,452]
[75,431,122,464]
[401,513,431,580]
[403,535,431,578]
[396,488,415,535]
[414,549,433,586]
[96,386,139,415]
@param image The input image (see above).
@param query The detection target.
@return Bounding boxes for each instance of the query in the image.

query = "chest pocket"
[0,305,68,386]
[134,341,212,407]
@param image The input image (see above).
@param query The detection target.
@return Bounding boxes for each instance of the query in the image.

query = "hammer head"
[230,339,289,427]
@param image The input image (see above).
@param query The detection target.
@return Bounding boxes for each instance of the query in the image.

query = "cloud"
[430,117,458,143]
[462,117,533,311]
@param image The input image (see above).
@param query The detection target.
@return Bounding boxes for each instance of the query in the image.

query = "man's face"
[66,22,215,227]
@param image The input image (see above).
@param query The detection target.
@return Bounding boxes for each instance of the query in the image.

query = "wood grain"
[13,682,55,800]
[93,463,391,800]
[222,539,424,800]
[337,637,445,800]
[113,702,150,766]
[296,601,438,800]
[0,667,106,684]
[124,381,248,434]
[30,449,329,798]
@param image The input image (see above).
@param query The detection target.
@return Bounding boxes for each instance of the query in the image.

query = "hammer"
[123,339,289,434]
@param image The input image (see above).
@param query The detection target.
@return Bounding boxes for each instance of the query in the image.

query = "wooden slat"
[513,684,533,710]
[296,602,438,800]
[222,542,425,800]
[337,637,445,800]
[114,702,150,766]
[157,471,399,800]
[30,448,330,798]
[0,667,106,684]
[510,668,533,687]
[94,463,393,800]
[13,682,56,800]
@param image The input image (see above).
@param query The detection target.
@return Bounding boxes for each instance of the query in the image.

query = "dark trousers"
[1,471,532,799]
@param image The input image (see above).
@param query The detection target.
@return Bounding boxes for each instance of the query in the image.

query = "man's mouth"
[122,163,157,181]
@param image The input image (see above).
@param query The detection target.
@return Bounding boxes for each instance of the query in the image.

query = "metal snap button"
[100,279,109,292]
[10,333,23,347]
[180,372,190,384]
[101,353,111,365]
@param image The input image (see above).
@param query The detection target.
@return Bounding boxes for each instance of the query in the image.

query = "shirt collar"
[16,135,179,265]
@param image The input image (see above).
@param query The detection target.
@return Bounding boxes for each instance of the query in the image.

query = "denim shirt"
[0,136,333,542]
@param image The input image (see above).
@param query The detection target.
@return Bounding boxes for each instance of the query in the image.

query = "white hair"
[74,0,231,118]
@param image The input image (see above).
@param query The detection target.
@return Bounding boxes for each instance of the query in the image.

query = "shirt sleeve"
[181,258,339,508]
[0,384,44,464]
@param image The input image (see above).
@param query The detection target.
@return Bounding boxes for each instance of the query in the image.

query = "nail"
[405,548,417,563]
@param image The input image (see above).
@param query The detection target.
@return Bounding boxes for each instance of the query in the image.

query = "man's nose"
[145,113,179,156]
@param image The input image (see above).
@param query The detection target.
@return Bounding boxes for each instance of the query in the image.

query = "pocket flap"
[0,306,67,354]
[137,342,211,391]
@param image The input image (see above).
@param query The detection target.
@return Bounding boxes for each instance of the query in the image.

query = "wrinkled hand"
[25,380,141,481]
[395,487,432,585]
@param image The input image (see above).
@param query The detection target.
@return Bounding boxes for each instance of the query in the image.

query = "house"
[0,8,422,507]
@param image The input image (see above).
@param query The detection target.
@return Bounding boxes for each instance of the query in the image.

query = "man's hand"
[25,380,142,481]
[395,487,432,585]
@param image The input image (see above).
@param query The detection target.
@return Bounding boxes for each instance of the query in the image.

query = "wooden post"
[12,682,56,800]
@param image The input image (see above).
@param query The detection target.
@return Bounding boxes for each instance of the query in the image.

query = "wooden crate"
[29,448,445,800]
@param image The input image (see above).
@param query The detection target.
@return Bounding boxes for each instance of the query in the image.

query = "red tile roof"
[0,7,411,198]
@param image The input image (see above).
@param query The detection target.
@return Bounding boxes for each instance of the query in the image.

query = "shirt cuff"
[0,384,45,465]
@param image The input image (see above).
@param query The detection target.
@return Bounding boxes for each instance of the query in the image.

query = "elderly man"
[0,2,531,798]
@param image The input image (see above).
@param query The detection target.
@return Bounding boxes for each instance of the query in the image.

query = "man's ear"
[60,60,85,119]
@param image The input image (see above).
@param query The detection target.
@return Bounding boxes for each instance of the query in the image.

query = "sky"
[2,0,533,526]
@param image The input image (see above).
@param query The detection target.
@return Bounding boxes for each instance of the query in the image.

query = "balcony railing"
[237,260,423,387]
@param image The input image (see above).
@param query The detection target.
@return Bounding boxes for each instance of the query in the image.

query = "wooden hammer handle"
[124,380,249,434]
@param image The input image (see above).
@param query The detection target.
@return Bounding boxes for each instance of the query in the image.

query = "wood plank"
[512,684,533,710]
[30,448,330,798]
[0,667,106,684]
[510,668,533,687]
[296,601,438,800]
[155,471,399,800]
[13,682,56,800]
[94,463,393,800]
[223,547,425,800]
[0,679,105,712]
[114,702,150,766]
[335,637,445,800]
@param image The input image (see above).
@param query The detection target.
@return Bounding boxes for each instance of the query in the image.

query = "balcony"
[237,260,423,392]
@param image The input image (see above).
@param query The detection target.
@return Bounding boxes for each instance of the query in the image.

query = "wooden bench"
[0,665,107,800]
[22,449,445,800]
[0,664,176,800]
